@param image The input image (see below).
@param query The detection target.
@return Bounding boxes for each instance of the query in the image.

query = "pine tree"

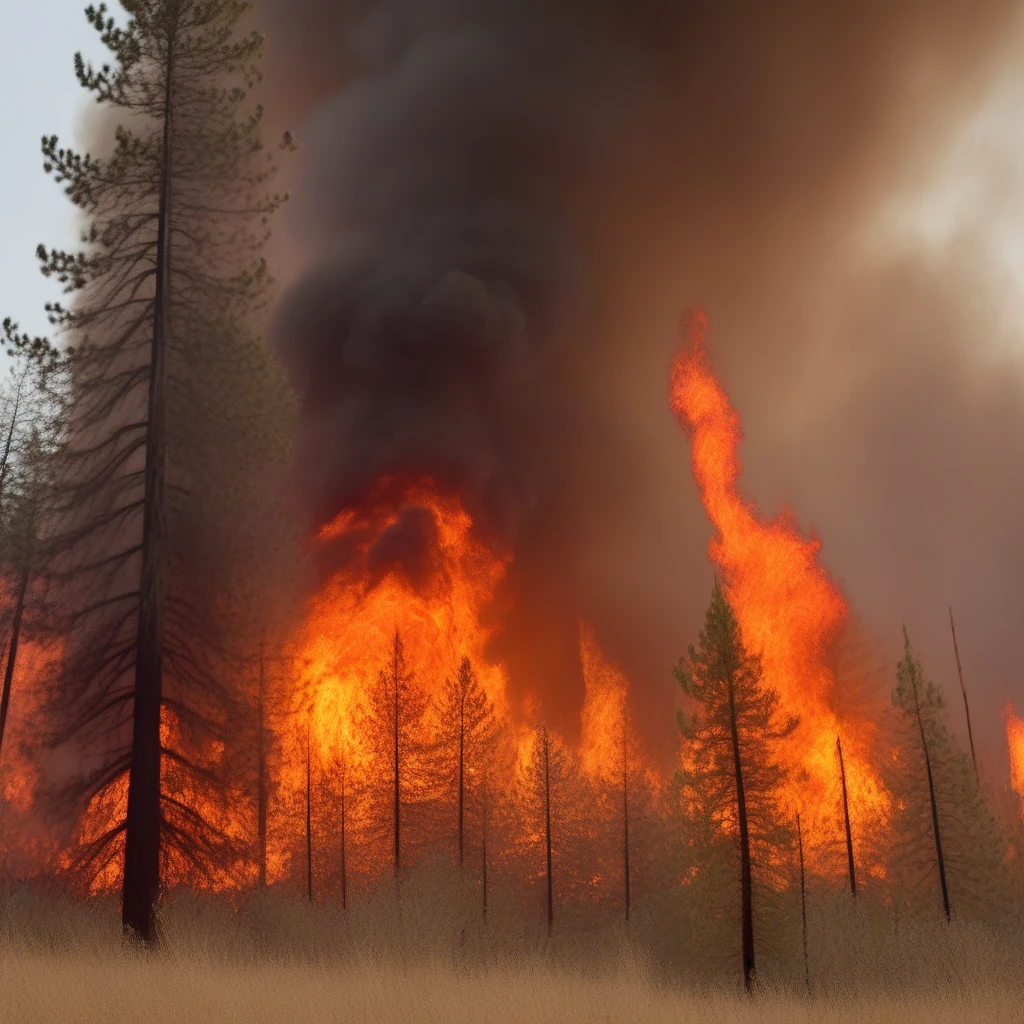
[3,0,291,942]
[675,580,796,992]
[434,655,498,870]
[363,630,431,879]
[518,722,578,936]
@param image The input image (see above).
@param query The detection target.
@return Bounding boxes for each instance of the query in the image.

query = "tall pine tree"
[4,0,291,942]
[675,580,796,992]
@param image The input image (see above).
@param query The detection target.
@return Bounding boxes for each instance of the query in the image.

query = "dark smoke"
[260,0,1024,769]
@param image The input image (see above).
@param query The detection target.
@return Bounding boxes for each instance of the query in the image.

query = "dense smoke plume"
[260,0,1024,766]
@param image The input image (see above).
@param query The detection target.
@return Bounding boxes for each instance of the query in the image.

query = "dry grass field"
[0,871,1019,1024]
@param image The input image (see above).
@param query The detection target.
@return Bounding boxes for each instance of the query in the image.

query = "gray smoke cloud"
[259,0,1024,774]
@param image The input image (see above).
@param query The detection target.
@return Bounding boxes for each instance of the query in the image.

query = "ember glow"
[669,310,891,861]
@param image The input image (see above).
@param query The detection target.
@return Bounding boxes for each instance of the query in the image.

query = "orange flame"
[282,479,513,881]
[668,310,889,861]
[1006,703,1024,806]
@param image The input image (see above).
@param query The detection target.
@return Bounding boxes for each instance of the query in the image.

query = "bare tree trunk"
[622,721,631,924]
[726,675,755,992]
[0,528,33,760]
[907,670,951,921]
[917,705,951,921]
[948,607,979,783]
[392,633,401,880]
[481,768,488,924]
[458,688,465,869]
[340,762,347,911]
[543,728,553,938]
[306,718,313,902]
[122,28,175,946]
[836,735,857,898]
[797,813,810,994]
[256,649,267,889]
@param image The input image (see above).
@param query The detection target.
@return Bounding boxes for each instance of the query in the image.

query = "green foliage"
[673,581,797,890]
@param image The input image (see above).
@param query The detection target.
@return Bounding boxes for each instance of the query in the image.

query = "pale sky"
[0,0,105,357]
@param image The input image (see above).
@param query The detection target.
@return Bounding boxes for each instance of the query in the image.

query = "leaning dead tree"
[836,734,857,898]
[948,607,979,784]
[894,627,951,922]
[3,0,290,942]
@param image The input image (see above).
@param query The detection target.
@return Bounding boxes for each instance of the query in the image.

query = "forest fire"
[273,480,514,882]
[669,311,891,867]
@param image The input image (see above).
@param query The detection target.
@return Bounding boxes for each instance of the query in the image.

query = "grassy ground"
[1,951,1020,1024]
[0,872,1019,1023]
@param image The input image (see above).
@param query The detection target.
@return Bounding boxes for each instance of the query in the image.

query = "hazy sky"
[0,1,102,349]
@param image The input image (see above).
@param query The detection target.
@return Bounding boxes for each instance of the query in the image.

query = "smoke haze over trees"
[256,0,1024,764]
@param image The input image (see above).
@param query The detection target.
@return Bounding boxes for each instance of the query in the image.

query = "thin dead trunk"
[726,674,755,992]
[458,687,465,868]
[797,813,810,994]
[622,718,631,924]
[949,607,979,783]
[340,761,347,911]
[122,26,175,946]
[306,718,313,902]
[481,768,488,923]
[256,649,267,889]
[836,734,857,898]
[910,676,951,921]
[392,634,401,880]
[543,728,553,938]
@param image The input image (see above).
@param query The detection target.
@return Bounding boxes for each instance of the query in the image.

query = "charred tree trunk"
[256,650,267,889]
[949,607,979,783]
[543,728,553,938]
[122,29,174,946]
[481,768,489,923]
[836,735,857,898]
[797,813,810,994]
[392,635,401,880]
[726,675,755,992]
[914,699,951,922]
[906,664,951,921]
[458,688,465,869]
[306,718,313,902]
[622,722,631,924]
[0,523,34,760]
[339,761,348,911]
